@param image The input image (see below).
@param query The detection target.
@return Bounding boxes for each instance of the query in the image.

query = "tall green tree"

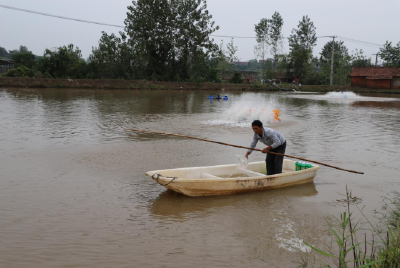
[320,41,349,65]
[226,38,239,63]
[380,41,400,67]
[216,40,229,75]
[123,0,219,81]
[254,18,270,80]
[18,46,29,53]
[173,0,219,80]
[288,16,317,78]
[0,47,11,59]
[12,51,36,69]
[89,32,133,79]
[269,12,284,61]
[319,40,351,85]
[351,49,371,68]
[275,54,288,78]
[37,44,85,78]
[214,38,239,79]
[264,59,274,80]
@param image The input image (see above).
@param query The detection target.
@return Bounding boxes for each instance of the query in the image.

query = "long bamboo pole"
[125,128,364,175]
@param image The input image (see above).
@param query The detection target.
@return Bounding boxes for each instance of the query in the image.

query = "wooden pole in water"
[125,128,364,175]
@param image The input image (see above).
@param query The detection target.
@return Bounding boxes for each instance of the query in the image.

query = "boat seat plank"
[244,170,265,177]
[201,173,224,179]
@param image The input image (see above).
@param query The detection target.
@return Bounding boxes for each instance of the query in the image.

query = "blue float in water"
[223,96,228,100]
[208,95,213,99]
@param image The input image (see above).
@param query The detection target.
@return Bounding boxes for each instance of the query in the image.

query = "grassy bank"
[300,188,400,268]
[1,77,399,94]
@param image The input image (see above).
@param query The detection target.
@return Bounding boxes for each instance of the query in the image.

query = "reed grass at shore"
[299,188,400,268]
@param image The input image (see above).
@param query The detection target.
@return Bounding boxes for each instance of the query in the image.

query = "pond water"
[1,88,399,267]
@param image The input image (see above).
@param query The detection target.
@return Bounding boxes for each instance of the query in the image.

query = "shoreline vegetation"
[300,188,400,268]
[1,77,400,94]
[2,2,399,94]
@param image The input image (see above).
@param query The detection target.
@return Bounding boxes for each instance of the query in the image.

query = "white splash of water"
[290,91,398,103]
[323,91,360,99]
[274,211,311,253]
[205,95,280,127]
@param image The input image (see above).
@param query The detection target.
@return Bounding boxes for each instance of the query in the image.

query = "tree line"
[253,15,399,85]
[1,0,399,85]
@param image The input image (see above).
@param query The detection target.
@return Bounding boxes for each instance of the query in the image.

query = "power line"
[337,36,383,48]
[0,4,125,28]
[0,4,385,48]
[211,35,256,39]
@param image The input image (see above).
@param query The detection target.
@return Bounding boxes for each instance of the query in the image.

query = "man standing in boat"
[245,120,286,175]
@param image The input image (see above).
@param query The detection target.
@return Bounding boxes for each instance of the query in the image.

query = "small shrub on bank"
[230,72,243,84]
[1,66,35,78]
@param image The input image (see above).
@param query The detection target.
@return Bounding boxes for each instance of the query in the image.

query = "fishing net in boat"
[235,154,248,171]
[216,155,249,179]
[234,154,263,178]
[201,155,255,179]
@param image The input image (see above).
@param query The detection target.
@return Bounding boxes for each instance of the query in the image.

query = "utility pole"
[372,53,381,67]
[330,36,336,86]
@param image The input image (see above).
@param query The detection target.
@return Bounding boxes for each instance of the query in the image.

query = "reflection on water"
[351,100,400,109]
[1,87,400,268]
[150,183,318,219]
[0,89,231,146]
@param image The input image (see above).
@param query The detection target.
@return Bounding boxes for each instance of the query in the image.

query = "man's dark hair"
[252,120,263,127]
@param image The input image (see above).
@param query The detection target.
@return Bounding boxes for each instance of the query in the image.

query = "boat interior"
[152,160,298,180]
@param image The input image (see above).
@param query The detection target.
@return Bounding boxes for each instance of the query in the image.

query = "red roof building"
[230,61,249,67]
[350,67,400,89]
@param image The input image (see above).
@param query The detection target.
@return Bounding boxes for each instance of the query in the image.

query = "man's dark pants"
[266,141,287,175]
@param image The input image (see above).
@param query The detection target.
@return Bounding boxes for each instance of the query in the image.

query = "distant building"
[258,59,270,64]
[259,58,276,68]
[0,59,14,75]
[230,61,249,67]
[222,70,258,84]
[350,67,400,89]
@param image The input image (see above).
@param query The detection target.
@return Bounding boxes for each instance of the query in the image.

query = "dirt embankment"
[0,77,271,91]
[1,77,399,93]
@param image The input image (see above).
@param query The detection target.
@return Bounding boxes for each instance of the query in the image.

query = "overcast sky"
[1,0,399,64]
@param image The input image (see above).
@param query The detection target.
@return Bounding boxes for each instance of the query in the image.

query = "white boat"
[146,159,319,197]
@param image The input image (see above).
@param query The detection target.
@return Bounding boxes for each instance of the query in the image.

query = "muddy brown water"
[1,88,399,268]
